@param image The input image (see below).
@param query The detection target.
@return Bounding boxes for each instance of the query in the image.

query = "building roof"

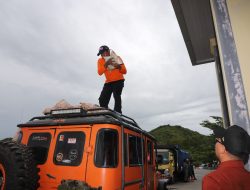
[171,0,215,65]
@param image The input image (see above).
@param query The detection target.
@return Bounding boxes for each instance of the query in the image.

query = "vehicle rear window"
[129,135,142,166]
[54,132,85,166]
[28,133,51,165]
[95,129,118,168]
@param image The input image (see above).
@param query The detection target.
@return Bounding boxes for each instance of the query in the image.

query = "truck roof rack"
[17,100,156,140]
[17,107,157,140]
[28,107,141,129]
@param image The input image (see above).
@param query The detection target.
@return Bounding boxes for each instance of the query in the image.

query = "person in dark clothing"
[189,159,196,180]
[99,80,124,113]
[97,45,127,113]
[183,159,189,182]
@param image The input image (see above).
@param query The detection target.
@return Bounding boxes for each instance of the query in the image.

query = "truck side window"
[54,132,85,166]
[124,133,128,166]
[28,133,51,165]
[95,129,118,168]
[147,141,153,164]
[129,135,142,166]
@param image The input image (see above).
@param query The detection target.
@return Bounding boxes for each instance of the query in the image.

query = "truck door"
[21,128,55,169]
[124,131,144,190]
[24,126,91,190]
[85,125,121,190]
[146,140,154,190]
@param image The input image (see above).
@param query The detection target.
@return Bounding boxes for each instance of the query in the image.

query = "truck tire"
[157,180,169,190]
[0,138,40,190]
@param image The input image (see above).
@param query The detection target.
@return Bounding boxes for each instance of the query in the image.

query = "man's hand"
[104,58,114,68]
[113,63,121,69]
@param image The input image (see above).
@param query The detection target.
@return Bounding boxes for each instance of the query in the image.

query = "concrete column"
[210,0,250,170]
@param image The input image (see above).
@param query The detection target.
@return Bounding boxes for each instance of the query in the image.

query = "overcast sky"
[0,0,221,139]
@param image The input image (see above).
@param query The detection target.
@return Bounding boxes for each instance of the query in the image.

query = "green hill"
[149,125,216,164]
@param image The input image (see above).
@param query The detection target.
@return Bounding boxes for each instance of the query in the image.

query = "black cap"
[97,45,109,56]
[213,125,250,162]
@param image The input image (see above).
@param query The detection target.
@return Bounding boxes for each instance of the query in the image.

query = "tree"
[150,117,223,165]
[199,116,223,163]
[200,116,223,131]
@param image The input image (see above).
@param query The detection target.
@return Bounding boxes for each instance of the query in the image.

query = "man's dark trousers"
[99,80,124,113]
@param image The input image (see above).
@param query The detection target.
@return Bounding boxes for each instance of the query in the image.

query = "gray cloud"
[0,0,221,139]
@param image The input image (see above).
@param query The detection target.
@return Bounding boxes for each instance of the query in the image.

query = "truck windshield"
[157,151,170,164]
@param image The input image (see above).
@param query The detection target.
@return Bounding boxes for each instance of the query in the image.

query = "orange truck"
[0,103,159,190]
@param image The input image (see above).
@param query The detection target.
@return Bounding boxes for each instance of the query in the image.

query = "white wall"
[228,0,250,116]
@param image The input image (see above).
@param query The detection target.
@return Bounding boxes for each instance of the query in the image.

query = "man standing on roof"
[202,125,250,190]
[97,45,127,113]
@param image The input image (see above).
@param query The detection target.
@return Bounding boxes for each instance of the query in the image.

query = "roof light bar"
[51,108,84,115]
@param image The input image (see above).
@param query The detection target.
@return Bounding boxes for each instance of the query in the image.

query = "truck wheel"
[0,138,40,190]
[157,181,168,190]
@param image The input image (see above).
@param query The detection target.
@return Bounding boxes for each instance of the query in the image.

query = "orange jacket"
[97,57,127,83]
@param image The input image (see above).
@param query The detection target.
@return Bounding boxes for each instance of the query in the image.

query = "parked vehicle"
[0,102,158,190]
[156,145,190,184]
[198,163,207,169]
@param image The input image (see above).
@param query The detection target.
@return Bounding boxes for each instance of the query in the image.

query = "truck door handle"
[47,173,56,179]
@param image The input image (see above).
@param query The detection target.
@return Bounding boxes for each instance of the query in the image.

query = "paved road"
[166,169,214,190]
